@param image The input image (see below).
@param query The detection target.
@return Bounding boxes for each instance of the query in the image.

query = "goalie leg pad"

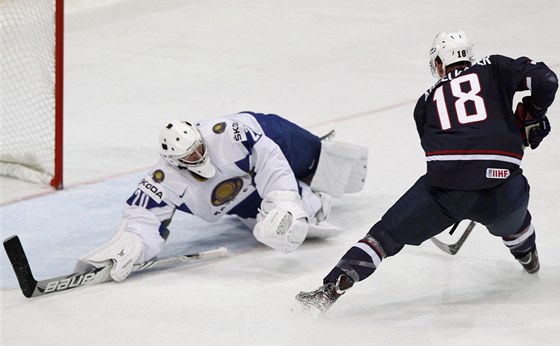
[306,221,343,239]
[310,141,369,197]
[75,219,143,282]
[345,146,369,193]
[298,184,342,239]
[299,183,332,223]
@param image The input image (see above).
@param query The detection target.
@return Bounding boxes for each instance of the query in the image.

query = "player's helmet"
[159,120,216,178]
[429,30,474,78]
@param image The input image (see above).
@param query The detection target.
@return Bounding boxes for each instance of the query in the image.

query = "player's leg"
[296,176,458,311]
[470,174,538,273]
[322,176,458,284]
[503,213,539,273]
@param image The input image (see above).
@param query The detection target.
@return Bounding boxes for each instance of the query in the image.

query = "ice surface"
[1,0,559,345]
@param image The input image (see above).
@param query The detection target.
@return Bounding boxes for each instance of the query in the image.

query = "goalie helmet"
[429,30,474,78]
[159,120,216,178]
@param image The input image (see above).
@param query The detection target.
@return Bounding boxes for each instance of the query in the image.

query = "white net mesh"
[0,0,58,185]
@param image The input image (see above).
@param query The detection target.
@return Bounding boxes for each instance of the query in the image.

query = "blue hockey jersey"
[414,55,558,190]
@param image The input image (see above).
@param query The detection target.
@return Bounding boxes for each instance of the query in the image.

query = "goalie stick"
[3,235,228,298]
[430,220,476,255]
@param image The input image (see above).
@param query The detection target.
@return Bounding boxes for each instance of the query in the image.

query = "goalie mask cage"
[0,0,64,189]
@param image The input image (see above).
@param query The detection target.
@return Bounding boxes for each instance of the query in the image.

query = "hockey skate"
[517,248,540,274]
[295,274,354,313]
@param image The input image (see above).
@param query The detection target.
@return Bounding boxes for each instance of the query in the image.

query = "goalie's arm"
[75,177,179,282]
[74,218,146,282]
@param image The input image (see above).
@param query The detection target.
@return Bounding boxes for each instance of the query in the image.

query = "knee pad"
[367,221,404,257]
[488,211,531,237]
[322,221,403,284]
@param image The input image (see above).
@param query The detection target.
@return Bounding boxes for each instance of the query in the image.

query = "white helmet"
[159,120,216,178]
[429,30,474,78]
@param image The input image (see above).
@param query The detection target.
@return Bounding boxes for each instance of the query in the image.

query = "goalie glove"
[74,219,144,282]
[515,96,551,149]
[253,190,308,253]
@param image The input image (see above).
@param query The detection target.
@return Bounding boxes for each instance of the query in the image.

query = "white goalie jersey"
[123,113,319,261]
[76,111,368,281]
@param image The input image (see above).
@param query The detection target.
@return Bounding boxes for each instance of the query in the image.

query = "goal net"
[0,0,64,189]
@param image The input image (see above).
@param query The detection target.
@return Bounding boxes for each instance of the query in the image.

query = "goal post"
[0,0,64,190]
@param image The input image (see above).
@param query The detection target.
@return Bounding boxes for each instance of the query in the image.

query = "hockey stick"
[320,129,335,141]
[3,235,228,298]
[430,220,476,255]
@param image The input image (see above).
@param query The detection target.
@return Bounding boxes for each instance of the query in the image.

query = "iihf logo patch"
[486,168,510,179]
[213,122,226,134]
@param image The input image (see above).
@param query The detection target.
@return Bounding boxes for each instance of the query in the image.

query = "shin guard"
[323,222,403,284]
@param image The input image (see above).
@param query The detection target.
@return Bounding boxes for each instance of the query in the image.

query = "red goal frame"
[52,0,64,190]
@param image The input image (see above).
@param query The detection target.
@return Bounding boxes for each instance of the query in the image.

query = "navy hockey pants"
[323,172,533,284]
[379,172,531,248]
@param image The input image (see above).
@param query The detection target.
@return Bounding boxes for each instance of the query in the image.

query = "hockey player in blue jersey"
[75,112,369,282]
[296,30,558,312]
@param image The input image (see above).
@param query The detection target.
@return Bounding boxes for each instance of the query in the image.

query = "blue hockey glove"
[524,115,551,149]
[515,97,551,149]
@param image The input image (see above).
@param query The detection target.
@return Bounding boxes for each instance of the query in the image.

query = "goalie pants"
[226,112,322,220]
[324,172,535,284]
[245,112,322,180]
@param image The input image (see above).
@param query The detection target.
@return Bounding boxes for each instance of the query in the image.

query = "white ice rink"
[1,0,560,345]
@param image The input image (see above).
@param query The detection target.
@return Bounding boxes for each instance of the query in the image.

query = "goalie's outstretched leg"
[309,140,369,198]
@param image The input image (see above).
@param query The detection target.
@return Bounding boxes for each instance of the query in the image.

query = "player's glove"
[515,96,551,149]
[524,116,551,149]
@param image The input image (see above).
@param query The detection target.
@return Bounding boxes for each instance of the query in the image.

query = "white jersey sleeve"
[122,161,186,261]
[122,206,167,262]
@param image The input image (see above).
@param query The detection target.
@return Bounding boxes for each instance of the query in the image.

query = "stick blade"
[430,221,476,256]
[3,235,38,298]
[430,237,456,255]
